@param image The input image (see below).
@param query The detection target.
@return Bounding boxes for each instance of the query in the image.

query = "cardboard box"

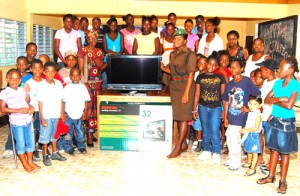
[99,101,172,152]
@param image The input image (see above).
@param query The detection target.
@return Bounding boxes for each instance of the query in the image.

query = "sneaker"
[43,154,52,166]
[33,151,40,162]
[186,139,190,145]
[2,150,13,159]
[260,164,269,175]
[66,147,76,156]
[224,160,231,167]
[194,141,203,152]
[51,152,67,161]
[58,149,65,154]
[78,148,87,154]
[192,141,198,149]
[198,151,211,160]
[37,143,43,152]
[228,166,239,171]
[212,153,221,164]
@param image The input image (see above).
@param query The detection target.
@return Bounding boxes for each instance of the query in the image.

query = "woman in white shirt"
[197,17,223,57]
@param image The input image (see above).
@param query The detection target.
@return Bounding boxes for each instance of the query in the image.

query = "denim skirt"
[243,132,261,153]
[266,116,298,154]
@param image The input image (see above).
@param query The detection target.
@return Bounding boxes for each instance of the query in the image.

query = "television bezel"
[106,55,162,91]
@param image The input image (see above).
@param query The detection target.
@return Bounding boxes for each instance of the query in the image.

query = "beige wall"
[25,0,288,19]
[0,0,26,22]
[33,15,62,30]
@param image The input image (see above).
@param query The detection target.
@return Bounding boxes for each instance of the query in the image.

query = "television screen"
[107,55,162,91]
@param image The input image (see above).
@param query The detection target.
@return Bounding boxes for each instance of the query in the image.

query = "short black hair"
[80,17,88,23]
[44,61,57,71]
[168,12,176,19]
[6,68,21,77]
[227,30,240,39]
[196,53,207,62]
[122,14,133,21]
[253,38,264,44]
[72,15,79,21]
[284,56,299,73]
[70,67,81,75]
[218,50,230,59]
[63,14,73,22]
[249,95,262,104]
[231,58,244,69]
[26,42,37,50]
[141,15,151,23]
[31,59,43,68]
[207,51,220,65]
[92,17,101,23]
[16,56,27,63]
[185,19,193,25]
[195,15,204,20]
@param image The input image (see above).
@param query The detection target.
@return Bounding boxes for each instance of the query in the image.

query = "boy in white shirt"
[37,62,67,166]
[61,68,90,155]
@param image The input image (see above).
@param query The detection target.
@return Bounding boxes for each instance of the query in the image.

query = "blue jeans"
[198,105,222,154]
[11,122,34,154]
[59,115,86,152]
[33,112,40,135]
[5,131,13,150]
[39,118,59,144]
[262,121,269,135]
[102,71,107,88]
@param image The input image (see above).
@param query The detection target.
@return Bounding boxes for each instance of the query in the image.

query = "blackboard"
[258,15,298,64]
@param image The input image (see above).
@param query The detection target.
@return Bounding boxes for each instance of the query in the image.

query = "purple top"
[0,87,32,125]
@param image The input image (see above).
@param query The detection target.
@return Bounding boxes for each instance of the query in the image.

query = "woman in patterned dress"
[78,31,106,147]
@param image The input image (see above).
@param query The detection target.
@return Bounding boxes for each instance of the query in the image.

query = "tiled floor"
[0,124,299,195]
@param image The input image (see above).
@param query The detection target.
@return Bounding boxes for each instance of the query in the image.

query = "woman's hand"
[60,112,67,122]
[181,93,189,104]
[240,128,246,134]
[41,118,47,127]
[224,118,229,127]
[241,106,250,114]
[192,111,198,120]
[19,108,30,114]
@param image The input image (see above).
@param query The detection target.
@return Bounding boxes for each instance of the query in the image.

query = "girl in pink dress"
[120,14,141,55]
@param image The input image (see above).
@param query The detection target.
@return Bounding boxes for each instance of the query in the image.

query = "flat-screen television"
[106,55,162,91]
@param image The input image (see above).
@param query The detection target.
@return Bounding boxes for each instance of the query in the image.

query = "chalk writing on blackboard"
[258,16,297,63]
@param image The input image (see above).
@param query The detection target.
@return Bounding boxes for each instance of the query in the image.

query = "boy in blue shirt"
[222,59,261,171]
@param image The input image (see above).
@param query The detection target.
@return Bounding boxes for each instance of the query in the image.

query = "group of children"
[191,50,299,194]
[1,42,90,171]
[1,12,299,195]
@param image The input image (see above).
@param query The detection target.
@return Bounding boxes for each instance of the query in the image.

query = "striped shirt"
[0,87,32,125]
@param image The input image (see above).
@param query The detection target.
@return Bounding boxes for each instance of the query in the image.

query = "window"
[0,18,26,66]
[33,25,53,60]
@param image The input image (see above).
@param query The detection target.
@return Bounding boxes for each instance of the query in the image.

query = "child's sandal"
[257,175,276,184]
[241,163,252,168]
[277,180,287,194]
[244,168,256,176]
